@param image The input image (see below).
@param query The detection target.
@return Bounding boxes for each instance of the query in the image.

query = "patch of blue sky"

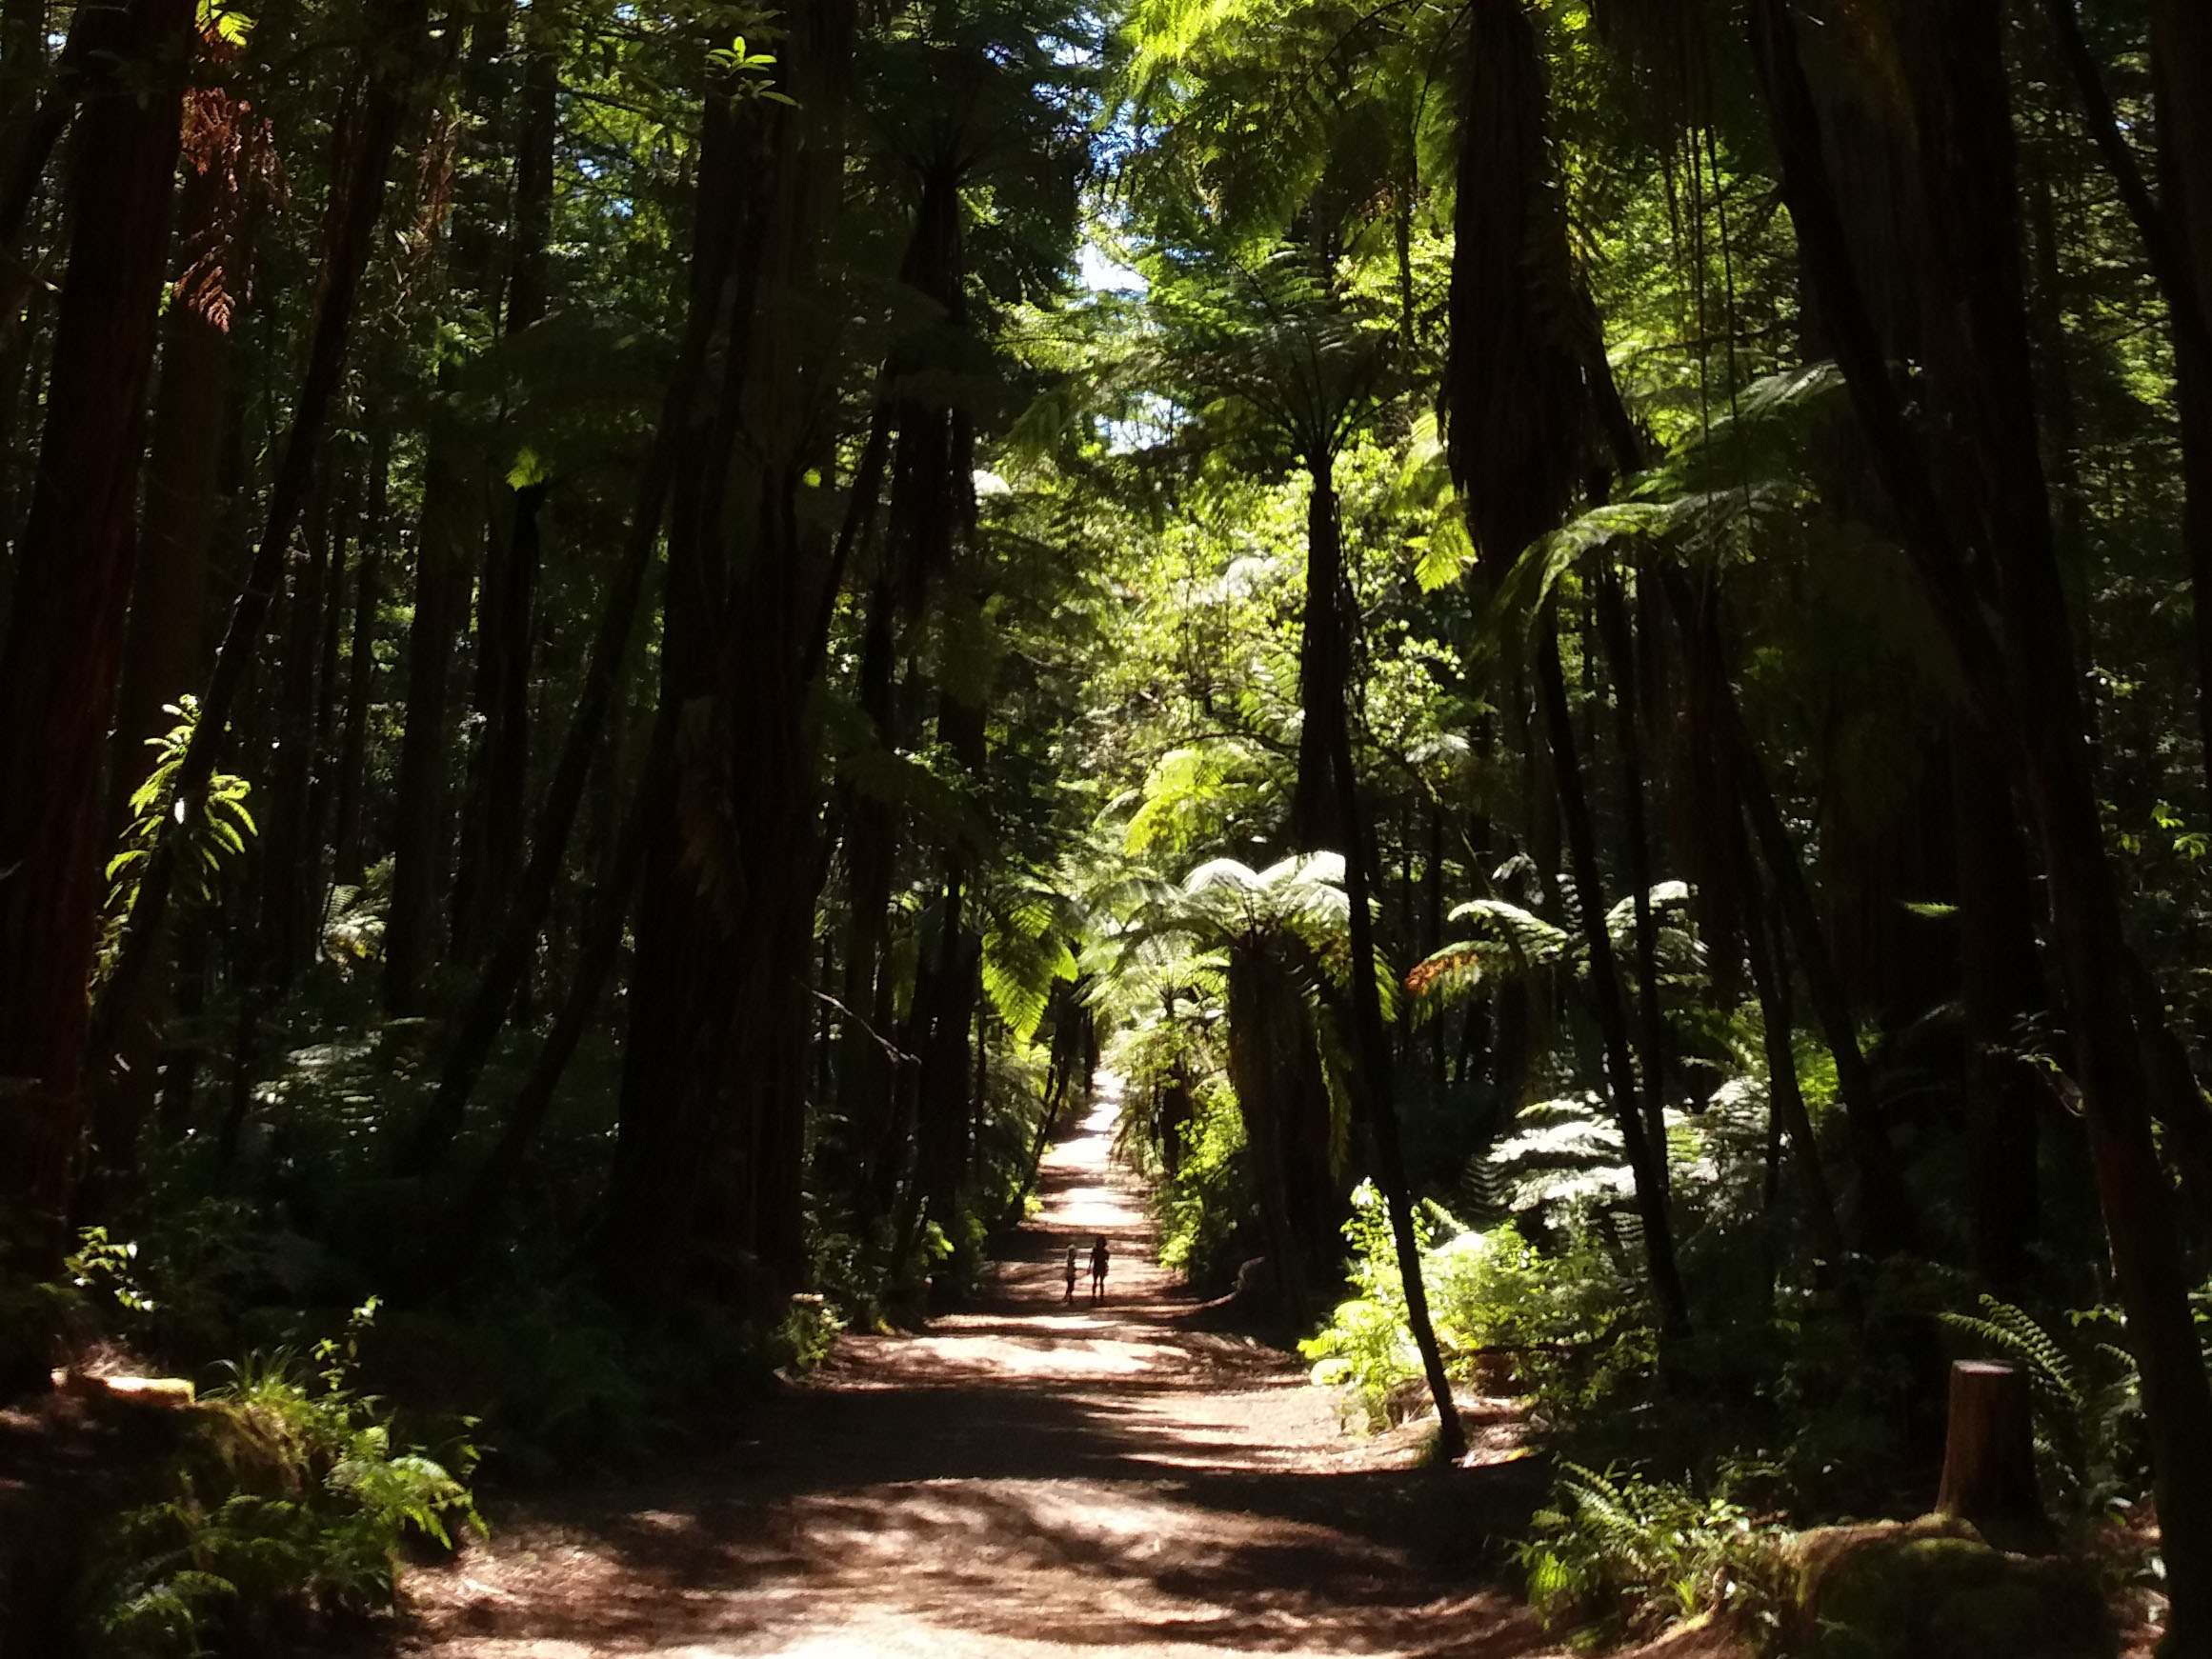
[1079,240,1148,294]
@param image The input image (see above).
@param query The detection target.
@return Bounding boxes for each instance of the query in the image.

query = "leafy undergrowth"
[1300,1181,1644,1433]
[87,1300,481,1659]
[1298,1179,2177,1653]
[1517,1460,1794,1647]
[0,1191,898,1658]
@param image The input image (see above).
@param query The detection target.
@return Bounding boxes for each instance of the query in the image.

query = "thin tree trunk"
[1594,560,1668,1183]
[446,722,665,1279]
[1732,708,1919,1254]
[1536,605,1692,1338]
[913,867,982,1237]
[2022,103,2088,577]
[305,464,355,912]
[0,0,192,1289]
[257,487,332,989]
[384,442,477,1012]
[1425,800,1446,1090]
[452,30,557,959]
[1952,718,2044,1289]
[840,578,900,1222]
[332,418,389,889]
[912,653,988,1235]
[1306,453,1464,1459]
[1737,829,1845,1264]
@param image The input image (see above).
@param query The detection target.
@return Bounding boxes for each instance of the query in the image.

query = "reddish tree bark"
[1749,0,2212,1629]
[452,42,558,960]
[0,0,193,1285]
[603,0,856,1311]
[92,0,437,1076]
[84,152,255,1205]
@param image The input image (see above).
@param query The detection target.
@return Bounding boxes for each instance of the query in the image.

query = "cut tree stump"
[1936,1359,2048,1546]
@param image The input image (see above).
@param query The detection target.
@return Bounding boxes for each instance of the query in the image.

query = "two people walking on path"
[1063,1235,1110,1303]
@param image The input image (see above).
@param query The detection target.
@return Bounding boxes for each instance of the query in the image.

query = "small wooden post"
[1937,1359,2045,1541]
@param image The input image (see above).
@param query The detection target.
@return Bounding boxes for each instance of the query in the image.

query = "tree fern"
[1404,895,1569,1008]
[979,885,1081,1043]
[1518,1459,1786,1637]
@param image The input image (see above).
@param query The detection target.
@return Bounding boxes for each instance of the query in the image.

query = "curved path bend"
[401,1080,1551,1658]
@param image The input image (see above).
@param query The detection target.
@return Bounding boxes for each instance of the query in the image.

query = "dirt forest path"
[400,1078,1555,1658]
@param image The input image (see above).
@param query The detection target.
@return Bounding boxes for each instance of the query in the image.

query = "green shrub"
[1298,1182,1434,1428]
[1518,1460,1789,1642]
[1300,1182,1650,1429]
[89,1299,480,1658]
[778,1293,844,1372]
[1153,1077,1253,1288]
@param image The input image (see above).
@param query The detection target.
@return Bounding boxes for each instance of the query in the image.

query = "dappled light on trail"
[399,1074,1551,1657]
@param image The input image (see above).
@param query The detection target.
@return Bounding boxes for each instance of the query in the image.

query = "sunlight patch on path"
[400,1069,1547,1659]
[1043,1185,1125,1230]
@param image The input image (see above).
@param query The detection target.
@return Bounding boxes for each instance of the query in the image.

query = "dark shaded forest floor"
[396,1082,1560,1656]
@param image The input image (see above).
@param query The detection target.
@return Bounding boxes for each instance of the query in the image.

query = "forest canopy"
[5,0,2212,1649]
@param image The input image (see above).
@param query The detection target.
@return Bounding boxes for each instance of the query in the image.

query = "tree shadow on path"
[398,1082,1554,1658]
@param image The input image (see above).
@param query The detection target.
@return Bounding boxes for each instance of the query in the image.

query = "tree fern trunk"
[1224,945,1312,1327]
[840,580,900,1224]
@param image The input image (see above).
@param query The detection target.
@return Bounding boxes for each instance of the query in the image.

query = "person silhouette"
[1090,1234,1110,1300]
[1063,1245,1078,1303]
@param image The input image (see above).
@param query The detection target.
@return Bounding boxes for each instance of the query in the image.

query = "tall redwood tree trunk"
[85,153,252,1204]
[604,0,855,1312]
[1751,0,2212,1627]
[1895,8,2212,1626]
[0,0,192,1287]
[453,33,558,959]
